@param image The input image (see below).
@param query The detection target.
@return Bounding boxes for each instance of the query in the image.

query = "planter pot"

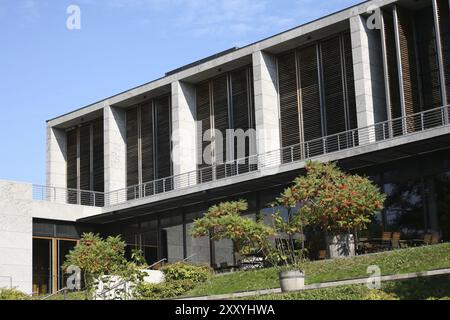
[279,270,305,293]
[327,233,355,259]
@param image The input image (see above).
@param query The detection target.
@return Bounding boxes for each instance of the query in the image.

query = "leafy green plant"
[0,288,29,300]
[136,280,196,300]
[63,233,144,298]
[363,290,398,300]
[160,262,212,283]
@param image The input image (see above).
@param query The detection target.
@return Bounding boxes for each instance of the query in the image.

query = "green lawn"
[187,243,450,297]
[245,275,450,300]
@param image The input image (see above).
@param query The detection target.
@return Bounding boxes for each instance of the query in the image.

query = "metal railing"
[41,287,69,300]
[32,185,105,207]
[34,105,450,208]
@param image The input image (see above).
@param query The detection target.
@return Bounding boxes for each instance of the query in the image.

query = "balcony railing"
[34,105,450,208]
[32,185,104,207]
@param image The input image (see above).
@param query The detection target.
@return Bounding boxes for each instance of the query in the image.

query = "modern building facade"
[1,0,450,295]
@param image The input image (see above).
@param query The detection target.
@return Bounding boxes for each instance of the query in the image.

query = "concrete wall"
[46,127,67,188]
[351,14,387,144]
[0,180,102,294]
[171,81,198,187]
[252,51,281,167]
[104,105,127,194]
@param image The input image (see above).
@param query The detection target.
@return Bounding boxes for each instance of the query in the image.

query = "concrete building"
[1,0,450,295]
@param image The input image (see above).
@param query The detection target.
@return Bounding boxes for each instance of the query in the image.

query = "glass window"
[33,238,52,295]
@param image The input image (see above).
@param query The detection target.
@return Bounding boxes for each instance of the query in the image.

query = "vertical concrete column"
[104,104,127,196]
[46,126,67,188]
[252,51,281,169]
[171,81,198,188]
[351,14,387,145]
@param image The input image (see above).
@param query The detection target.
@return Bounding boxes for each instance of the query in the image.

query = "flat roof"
[47,0,400,127]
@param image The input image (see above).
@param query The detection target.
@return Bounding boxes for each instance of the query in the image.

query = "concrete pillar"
[46,126,67,188]
[0,181,33,294]
[103,105,127,195]
[252,51,281,168]
[171,81,197,188]
[350,15,387,144]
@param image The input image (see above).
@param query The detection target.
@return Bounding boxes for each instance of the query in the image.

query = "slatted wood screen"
[126,95,173,194]
[277,32,357,159]
[342,32,358,133]
[155,95,172,186]
[278,51,301,152]
[141,101,154,192]
[92,119,104,195]
[437,0,450,100]
[66,117,104,205]
[126,107,139,190]
[415,6,442,110]
[397,7,421,133]
[195,67,255,180]
[297,44,323,156]
[383,9,403,136]
[66,129,78,204]
[79,125,91,195]
[231,68,253,173]
[196,80,213,183]
[212,75,230,180]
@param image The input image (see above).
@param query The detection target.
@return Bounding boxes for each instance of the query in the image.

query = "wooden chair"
[431,234,440,245]
[381,232,392,250]
[391,232,407,249]
[423,234,432,245]
[318,250,327,260]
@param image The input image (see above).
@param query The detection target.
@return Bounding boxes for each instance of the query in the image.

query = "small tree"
[63,233,144,298]
[293,161,385,236]
[191,200,274,265]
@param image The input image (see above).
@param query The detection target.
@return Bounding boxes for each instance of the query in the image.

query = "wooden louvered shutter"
[79,124,91,206]
[278,51,300,162]
[397,7,421,133]
[383,9,403,136]
[231,68,252,174]
[321,36,346,152]
[342,33,358,131]
[416,6,442,110]
[141,101,154,196]
[66,129,78,204]
[298,44,323,156]
[126,107,139,194]
[196,81,212,182]
[212,75,230,179]
[155,95,172,191]
[92,119,104,194]
[437,0,450,101]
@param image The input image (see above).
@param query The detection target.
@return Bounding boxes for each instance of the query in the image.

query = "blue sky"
[0,0,360,185]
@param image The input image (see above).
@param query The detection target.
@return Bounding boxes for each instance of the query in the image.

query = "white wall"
[0,180,102,294]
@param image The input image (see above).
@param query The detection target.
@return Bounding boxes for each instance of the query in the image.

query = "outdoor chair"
[318,250,327,260]
[381,232,392,250]
[423,234,432,245]
[391,232,407,249]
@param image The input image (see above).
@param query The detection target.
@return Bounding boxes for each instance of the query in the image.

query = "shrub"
[136,280,196,300]
[363,290,398,300]
[0,288,29,300]
[160,262,213,283]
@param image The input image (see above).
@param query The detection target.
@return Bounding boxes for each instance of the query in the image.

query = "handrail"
[96,280,129,300]
[35,104,450,208]
[41,287,69,300]
[149,258,167,269]
[183,254,198,262]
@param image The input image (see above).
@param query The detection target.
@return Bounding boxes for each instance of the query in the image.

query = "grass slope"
[246,275,450,300]
[187,243,450,297]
